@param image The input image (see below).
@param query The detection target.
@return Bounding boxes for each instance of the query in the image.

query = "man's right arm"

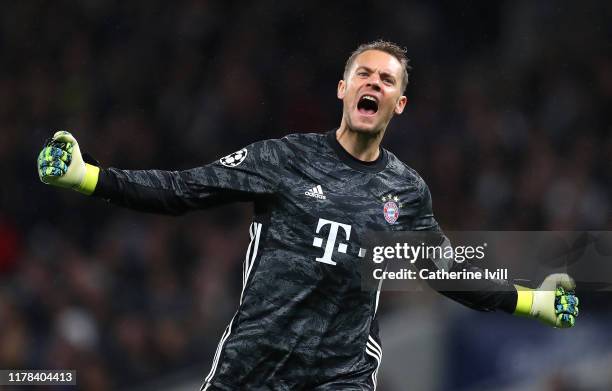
[38,131,285,215]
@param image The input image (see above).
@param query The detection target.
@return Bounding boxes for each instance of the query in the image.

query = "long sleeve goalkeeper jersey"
[93,129,517,390]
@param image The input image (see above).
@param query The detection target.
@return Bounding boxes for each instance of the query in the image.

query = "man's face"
[338,50,407,135]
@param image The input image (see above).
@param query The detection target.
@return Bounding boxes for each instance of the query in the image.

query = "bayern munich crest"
[220,148,247,167]
[382,194,402,224]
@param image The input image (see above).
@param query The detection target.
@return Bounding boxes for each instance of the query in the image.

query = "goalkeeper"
[37,40,579,391]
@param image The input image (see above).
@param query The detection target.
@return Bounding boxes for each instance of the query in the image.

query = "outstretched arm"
[410,179,579,328]
[38,131,285,215]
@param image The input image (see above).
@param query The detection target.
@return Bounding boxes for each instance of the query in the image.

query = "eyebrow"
[355,66,397,83]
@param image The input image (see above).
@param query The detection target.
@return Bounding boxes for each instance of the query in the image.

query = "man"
[38,41,579,390]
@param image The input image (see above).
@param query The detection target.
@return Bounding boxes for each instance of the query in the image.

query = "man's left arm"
[411,179,579,328]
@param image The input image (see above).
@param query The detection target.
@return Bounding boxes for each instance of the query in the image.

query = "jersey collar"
[326,129,388,173]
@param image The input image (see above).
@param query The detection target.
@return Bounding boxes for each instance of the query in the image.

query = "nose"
[366,76,381,91]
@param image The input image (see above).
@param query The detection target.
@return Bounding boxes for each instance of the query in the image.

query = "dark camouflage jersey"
[94,130,516,391]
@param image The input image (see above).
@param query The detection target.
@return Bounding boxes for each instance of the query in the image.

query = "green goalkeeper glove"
[37,131,99,195]
[514,273,579,328]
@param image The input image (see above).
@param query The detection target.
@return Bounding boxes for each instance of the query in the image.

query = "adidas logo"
[305,185,326,200]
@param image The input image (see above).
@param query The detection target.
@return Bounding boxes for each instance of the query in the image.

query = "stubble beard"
[344,111,387,138]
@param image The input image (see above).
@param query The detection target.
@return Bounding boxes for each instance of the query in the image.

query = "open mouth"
[357,95,379,115]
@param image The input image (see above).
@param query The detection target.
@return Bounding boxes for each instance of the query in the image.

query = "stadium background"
[1,1,611,390]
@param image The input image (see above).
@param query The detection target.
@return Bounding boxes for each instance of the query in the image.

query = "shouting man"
[38,40,579,391]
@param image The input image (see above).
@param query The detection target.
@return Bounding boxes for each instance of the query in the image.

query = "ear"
[394,95,407,115]
[337,80,346,100]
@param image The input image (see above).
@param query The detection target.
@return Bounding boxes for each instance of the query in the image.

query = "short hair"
[343,40,412,93]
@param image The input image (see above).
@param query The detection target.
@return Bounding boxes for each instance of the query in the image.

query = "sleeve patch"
[220,148,248,167]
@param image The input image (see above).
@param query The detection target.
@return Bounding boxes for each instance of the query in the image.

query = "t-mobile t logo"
[312,218,352,265]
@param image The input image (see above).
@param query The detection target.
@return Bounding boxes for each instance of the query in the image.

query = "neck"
[336,118,385,162]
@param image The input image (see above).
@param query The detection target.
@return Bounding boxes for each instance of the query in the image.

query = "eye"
[383,78,395,85]
[357,71,369,77]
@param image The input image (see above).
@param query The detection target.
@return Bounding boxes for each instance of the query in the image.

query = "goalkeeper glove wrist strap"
[76,163,100,195]
[513,285,534,316]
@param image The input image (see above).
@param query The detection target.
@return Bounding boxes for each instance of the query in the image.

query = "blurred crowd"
[0,1,610,390]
